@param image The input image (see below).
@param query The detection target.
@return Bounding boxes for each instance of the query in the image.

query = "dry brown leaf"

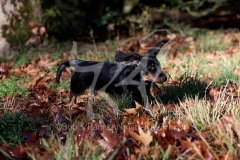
[179,140,203,159]
[97,128,121,153]
[199,130,211,139]
[26,65,41,76]
[221,115,234,125]
[234,66,240,75]
[123,108,138,115]
[128,126,152,147]
[153,128,175,148]
[220,154,233,160]
[170,130,199,141]
[22,130,37,143]
[100,129,121,147]
[176,119,190,133]
[122,101,142,115]
[11,66,25,75]
[38,54,57,69]
[209,87,220,100]
[98,139,115,150]
[8,144,27,159]
[0,143,8,159]
[36,76,51,86]
[29,75,41,86]
[203,148,215,160]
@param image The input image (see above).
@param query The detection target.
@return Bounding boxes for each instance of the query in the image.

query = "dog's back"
[56,40,168,106]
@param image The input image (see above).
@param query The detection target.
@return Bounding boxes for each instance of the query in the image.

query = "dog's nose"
[160,72,167,82]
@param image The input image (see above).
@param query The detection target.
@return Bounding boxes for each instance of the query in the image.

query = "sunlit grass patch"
[180,88,240,158]
[77,50,116,62]
[194,30,234,52]
[212,53,240,86]
[51,79,70,91]
[165,50,240,87]
[0,76,30,98]
[31,133,102,159]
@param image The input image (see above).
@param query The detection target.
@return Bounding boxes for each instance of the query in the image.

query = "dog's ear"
[115,50,142,62]
[148,40,168,56]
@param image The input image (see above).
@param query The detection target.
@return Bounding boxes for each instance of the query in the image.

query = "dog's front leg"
[69,95,78,110]
[69,96,77,106]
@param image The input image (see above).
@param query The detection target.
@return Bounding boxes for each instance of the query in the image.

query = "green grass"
[84,93,133,120]
[166,45,240,86]
[109,93,133,110]
[76,49,116,62]
[0,111,40,144]
[1,29,240,159]
[213,54,240,86]
[160,72,209,104]
[195,31,226,51]
[215,70,239,86]
[51,79,70,91]
[181,91,240,154]
[33,134,102,159]
[0,76,30,98]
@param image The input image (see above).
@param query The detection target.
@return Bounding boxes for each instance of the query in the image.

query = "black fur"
[56,40,168,105]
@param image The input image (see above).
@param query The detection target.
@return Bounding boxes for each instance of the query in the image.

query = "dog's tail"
[56,61,70,84]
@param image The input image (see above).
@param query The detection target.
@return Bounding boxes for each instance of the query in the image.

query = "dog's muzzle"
[159,72,167,83]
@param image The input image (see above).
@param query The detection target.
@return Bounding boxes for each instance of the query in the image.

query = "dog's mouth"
[141,73,167,83]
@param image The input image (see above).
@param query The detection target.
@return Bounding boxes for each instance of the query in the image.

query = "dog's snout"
[160,72,167,82]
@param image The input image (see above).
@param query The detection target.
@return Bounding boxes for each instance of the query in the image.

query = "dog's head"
[139,40,168,83]
[116,40,168,84]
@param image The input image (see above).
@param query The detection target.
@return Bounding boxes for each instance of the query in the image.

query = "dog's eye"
[147,63,155,70]
[148,65,155,70]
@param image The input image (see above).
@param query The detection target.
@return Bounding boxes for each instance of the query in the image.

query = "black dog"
[115,48,167,98]
[115,51,142,65]
[56,40,168,106]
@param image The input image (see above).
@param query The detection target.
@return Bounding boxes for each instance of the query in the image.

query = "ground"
[0,28,240,159]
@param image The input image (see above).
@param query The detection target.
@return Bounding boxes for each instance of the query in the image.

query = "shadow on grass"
[0,111,42,145]
[159,72,209,104]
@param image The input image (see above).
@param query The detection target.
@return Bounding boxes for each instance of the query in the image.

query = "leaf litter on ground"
[0,29,240,159]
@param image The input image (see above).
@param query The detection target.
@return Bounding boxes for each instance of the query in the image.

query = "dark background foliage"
[2,0,240,45]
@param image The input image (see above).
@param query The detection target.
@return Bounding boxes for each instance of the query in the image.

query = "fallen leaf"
[100,128,121,147]
[26,65,40,76]
[22,130,37,143]
[36,76,51,86]
[200,130,211,139]
[153,128,175,148]
[0,143,9,159]
[221,115,234,125]
[122,101,142,115]
[219,154,233,160]
[128,126,152,147]
[98,139,115,150]
[8,144,27,159]
[38,54,57,69]
[170,130,199,141]
[29,75,41,86]
[234,66,240,75]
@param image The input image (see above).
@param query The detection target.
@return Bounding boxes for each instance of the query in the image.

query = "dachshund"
[56,40,168,107]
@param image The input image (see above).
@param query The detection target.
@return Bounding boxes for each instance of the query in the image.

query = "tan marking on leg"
[69,96,78,110]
